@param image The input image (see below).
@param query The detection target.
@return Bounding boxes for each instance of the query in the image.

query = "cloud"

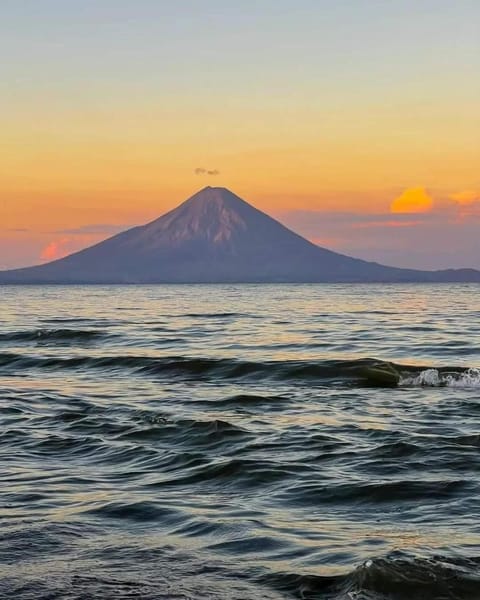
[38,224,130,262]
[40,235,98,262]
[390,187,434,213]
[442,190,480,222]
[456,201,480,222]
[278,210,432,237]
[40,238,73,261]
[351,219,424,229]
[55,223,128,235]
[278,206,479,270]
[449,190,480,205]
[195,167,220,176]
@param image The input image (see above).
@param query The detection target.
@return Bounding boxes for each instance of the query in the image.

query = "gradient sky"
[1,0,479,270]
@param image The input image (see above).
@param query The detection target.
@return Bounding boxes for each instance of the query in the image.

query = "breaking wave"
[0,350,478,388]
[400,367,480,387]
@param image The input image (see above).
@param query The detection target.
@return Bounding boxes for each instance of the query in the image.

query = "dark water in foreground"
[1,284,480,599]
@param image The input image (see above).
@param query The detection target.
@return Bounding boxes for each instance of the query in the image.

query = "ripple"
[1,284,480,599]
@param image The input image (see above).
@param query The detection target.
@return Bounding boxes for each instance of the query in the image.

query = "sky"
[1,0,479,270]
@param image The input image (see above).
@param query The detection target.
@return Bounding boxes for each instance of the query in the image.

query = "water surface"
[1,284,479,599]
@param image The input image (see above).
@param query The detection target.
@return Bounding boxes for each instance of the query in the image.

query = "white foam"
[400,368,480,388]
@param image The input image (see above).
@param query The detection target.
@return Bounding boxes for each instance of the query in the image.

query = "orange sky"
[1,2,479,270]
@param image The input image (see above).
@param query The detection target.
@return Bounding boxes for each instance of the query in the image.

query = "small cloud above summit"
[195,168,220,176]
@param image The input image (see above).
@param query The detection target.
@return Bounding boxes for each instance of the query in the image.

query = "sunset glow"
[1,1,479,270]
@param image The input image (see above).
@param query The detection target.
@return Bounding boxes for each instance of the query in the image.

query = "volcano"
[1,187,479,283]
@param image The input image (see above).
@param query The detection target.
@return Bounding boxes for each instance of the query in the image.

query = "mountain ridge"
[1,186,479,283]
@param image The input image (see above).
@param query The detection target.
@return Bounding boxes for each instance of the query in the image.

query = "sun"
[390,187,434,213]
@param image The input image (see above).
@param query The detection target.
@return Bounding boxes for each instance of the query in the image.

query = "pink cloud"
[39,235,98,262]
[40,238,73,261]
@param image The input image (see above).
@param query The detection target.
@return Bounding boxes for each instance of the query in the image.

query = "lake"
[1,284,479,599]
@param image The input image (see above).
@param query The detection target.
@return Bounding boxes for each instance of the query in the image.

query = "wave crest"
[401,367,480,388]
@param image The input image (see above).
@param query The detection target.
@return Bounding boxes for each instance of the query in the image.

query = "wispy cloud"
[195,167,220,176]
[277,210,433,234]
[3,224,131,235]
[449,190,480,205]
[278,199,479,270]
[351,219,424,229]
[54,224,129,235]
[447,191,480,221]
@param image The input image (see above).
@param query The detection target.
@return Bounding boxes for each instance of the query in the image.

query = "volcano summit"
[1,187,479,283]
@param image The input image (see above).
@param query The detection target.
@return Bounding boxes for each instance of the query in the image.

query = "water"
[1,284,479,599]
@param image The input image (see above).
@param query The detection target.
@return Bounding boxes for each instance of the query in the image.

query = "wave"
[0,351,478,387]
[278,478,471,507]
[400,367,480,387]
[85,500,182,523]
[213,393,291,408]
[116,415,252,450]
[0,328,107,343]
[0,352,335,378]
[261,551,480,599]
[183,312,255,319]
[148,456,288,489]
